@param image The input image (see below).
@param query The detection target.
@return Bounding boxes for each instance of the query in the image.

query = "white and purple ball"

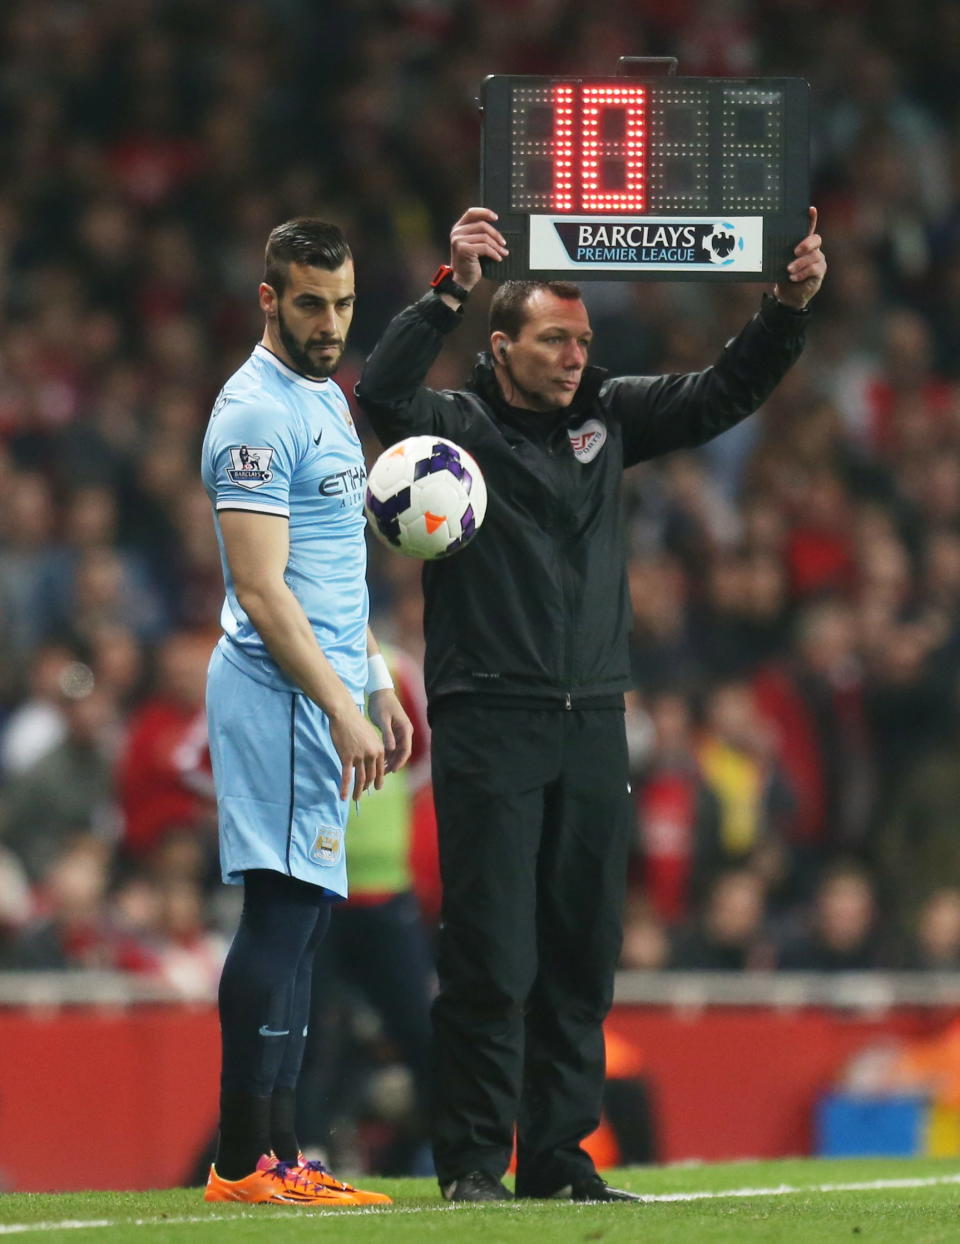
[364,435,487,559]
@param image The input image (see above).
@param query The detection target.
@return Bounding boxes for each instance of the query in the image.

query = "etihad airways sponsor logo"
[318,463,367,497]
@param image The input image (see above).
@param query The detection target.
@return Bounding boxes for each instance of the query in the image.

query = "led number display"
[481,74,809,281]
[510,82,650,213]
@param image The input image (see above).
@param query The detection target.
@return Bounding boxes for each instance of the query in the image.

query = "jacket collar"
[466,352,607,428]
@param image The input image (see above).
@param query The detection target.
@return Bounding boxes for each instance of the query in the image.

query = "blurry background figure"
[0,642,75,776]
[752,598,875,877]
[0,473,59,663]
[33,483,167,642]
[619,895,671,972]
[626,553,700,691]
[150,877,227,1000]
[686,546,792,681]
[628,688,720,927]
[0,845,33,960]
[658,453,740,579]
[116,629,216,869]
[671,869,773,972]
[100,866,226,996]
[66,546,165,648]
[876,694,960,937]
[0,677,118,883]
[783,467,857,601]
[296,646,434,1176]
[85,623,146,712]
[902,889,960,972]
[103,867,165,974]
[696,679,796,913]
[3,838,113,970]
[688,551,753,679]
[777,864,889,971]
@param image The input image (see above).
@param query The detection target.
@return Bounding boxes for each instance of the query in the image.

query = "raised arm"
[615,208,825,465]
[355,207,508,446]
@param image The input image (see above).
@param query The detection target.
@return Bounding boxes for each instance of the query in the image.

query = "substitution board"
[480,65,809,282]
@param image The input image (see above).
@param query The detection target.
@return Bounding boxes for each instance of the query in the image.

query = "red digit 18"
[550,83,648,213]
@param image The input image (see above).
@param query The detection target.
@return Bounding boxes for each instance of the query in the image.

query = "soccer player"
[201,218,412,1205]
[356,206,824,1202]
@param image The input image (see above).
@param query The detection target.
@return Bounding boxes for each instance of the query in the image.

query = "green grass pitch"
[2,1157,960,1242]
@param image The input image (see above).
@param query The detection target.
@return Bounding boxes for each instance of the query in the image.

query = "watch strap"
[430,264,470,304]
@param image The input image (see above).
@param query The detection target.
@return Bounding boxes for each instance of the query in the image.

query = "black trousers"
[429,700,631,1193]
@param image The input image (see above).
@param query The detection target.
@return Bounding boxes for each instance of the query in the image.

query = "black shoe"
[441,1170,514,1202]
[568,1174,643,1203]
[518,1172,643,1202]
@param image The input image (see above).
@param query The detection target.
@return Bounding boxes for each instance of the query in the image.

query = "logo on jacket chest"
[567,419,607,463]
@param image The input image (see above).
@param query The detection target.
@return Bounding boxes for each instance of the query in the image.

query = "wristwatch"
[430,264,470,304]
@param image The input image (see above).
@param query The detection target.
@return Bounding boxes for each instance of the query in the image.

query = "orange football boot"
[294,1153,393,1205]
[204,1153,364,1205]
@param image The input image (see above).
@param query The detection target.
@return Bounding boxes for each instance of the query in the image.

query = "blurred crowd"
[1,0,960,1013]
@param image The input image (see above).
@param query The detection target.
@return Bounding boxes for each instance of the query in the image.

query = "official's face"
[263,260,356,379]
[497,291,593,411]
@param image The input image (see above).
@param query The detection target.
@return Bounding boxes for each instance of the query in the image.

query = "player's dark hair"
[263,218,352,295]
[489,279,582,340]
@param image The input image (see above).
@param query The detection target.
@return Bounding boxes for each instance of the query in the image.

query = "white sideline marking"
[2,1174,960,1233]
[638,1172,960,1202]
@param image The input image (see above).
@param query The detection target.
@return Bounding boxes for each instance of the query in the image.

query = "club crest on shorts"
[226,445,274,488]
[567,419,607,463]
[311,826,344,866]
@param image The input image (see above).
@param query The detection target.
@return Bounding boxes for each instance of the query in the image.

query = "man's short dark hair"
[489,280,582,340]
[263,218,352,295]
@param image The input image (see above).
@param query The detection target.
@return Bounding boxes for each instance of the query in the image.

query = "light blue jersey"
[202,343,369,894]
[201,343,368,700]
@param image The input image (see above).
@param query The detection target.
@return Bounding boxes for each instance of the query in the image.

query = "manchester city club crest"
[226,445,274,488]
[311,826,344,866]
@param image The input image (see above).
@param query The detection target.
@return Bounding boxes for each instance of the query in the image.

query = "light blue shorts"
[206,645,353,897]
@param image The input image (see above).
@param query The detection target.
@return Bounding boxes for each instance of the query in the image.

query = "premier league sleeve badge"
[226,445,275,488]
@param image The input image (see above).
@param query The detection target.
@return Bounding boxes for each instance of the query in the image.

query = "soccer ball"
[364,435,488,559]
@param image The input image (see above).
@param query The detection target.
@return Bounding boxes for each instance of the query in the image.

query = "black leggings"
[218,870,333,1097]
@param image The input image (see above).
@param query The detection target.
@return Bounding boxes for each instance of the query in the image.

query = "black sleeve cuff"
[759,291,810,336]
[413,291,464,333]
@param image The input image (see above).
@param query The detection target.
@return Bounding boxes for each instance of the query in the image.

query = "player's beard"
[276,305,343,379]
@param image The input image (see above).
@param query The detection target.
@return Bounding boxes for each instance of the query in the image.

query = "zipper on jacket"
[564,691,572,710]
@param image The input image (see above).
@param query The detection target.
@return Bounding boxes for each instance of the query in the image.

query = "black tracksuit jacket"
[355,291,808,709]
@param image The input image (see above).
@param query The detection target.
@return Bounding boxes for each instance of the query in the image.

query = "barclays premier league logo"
[530,215,762,273]
[226,444,275,489]
[552,220,747,267]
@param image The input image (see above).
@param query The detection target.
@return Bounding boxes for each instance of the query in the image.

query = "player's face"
[495,291,593,411]
[264,260,356,379]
